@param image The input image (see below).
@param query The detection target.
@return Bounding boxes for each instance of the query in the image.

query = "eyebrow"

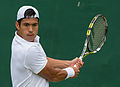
[23,22,38,25]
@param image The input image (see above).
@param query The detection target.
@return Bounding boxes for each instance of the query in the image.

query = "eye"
[32,23,38,27]
[23,23,29,27]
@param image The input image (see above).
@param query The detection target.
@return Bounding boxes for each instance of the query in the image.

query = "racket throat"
[84,51,96,57]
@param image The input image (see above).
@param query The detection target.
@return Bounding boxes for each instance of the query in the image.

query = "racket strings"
[88,17,105,51]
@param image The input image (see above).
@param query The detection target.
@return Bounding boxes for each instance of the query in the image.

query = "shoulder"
[27,43,43,53]
[24,43,47,74]
[26,43,46,60]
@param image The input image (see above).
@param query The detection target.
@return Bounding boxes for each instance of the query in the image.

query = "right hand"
[70,57,84,78]
[70,64,80,78]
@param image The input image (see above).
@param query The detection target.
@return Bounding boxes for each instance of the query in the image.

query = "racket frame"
[79,14,108,60]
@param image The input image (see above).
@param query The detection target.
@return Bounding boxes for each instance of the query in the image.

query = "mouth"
[27,34,34,36]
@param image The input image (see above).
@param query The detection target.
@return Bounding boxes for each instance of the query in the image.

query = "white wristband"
[63,67,75,79]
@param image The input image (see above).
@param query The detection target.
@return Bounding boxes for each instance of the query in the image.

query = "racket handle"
[79,56,83,60]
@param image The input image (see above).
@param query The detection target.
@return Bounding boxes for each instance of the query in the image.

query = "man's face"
[16,18,39,42]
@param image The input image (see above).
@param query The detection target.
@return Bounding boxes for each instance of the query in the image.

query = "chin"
[29,39,34,42]
[26,36,35,42]
[26,38,34,42]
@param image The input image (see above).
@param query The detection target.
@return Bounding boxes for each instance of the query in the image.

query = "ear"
[15,21,20,30]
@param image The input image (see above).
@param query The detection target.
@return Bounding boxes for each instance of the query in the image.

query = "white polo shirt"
[11,32,49,87]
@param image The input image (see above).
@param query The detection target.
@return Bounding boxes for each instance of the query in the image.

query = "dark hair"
[17,8,39,25]
[24,8,36,18]
[17,18,23,25]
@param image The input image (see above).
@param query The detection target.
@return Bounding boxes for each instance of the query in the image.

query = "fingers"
[77,59,84,68]
[74,59,84,69]
[71,57,84,69]
[71,57,79,65]
[70,57,84,79]
[70,66,80,78]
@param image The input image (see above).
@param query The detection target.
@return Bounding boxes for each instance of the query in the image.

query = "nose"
[28,26,33,33]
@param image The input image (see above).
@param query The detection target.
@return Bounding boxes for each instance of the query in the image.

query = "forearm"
[46,68,67,82]
[48,67,75,82]
[38,62,68,82]
[47,57,71,69]
[38,57,81,82]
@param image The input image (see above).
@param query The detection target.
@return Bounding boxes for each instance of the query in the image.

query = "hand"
[71,57,84,69]
[75,58,84,69]
[70,65,80,78]
[70,60,84,78]
[70,57,80,66]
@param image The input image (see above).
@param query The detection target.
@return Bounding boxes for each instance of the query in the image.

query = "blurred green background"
[0,0,120,87]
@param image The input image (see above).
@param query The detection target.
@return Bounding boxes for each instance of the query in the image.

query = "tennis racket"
[79,14,108,60]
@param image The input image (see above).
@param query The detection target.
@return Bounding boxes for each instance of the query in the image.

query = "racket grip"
[79,56,83,60]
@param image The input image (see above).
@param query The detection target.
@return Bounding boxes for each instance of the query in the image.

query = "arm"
[47,57,81,69]
[38,58,80,82]
[38,61,67,82]
[25,45,83,82]
[47,57,71,69]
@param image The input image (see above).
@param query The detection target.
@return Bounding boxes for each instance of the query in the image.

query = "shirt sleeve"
[25,44,48,74]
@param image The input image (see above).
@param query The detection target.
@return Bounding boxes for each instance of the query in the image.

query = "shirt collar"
[15,31,40,44]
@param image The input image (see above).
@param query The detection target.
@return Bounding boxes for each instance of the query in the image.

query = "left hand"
[75,58,84,69]
[70,57,84,69]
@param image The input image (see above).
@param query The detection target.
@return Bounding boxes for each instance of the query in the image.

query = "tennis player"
[10,6,84,87]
